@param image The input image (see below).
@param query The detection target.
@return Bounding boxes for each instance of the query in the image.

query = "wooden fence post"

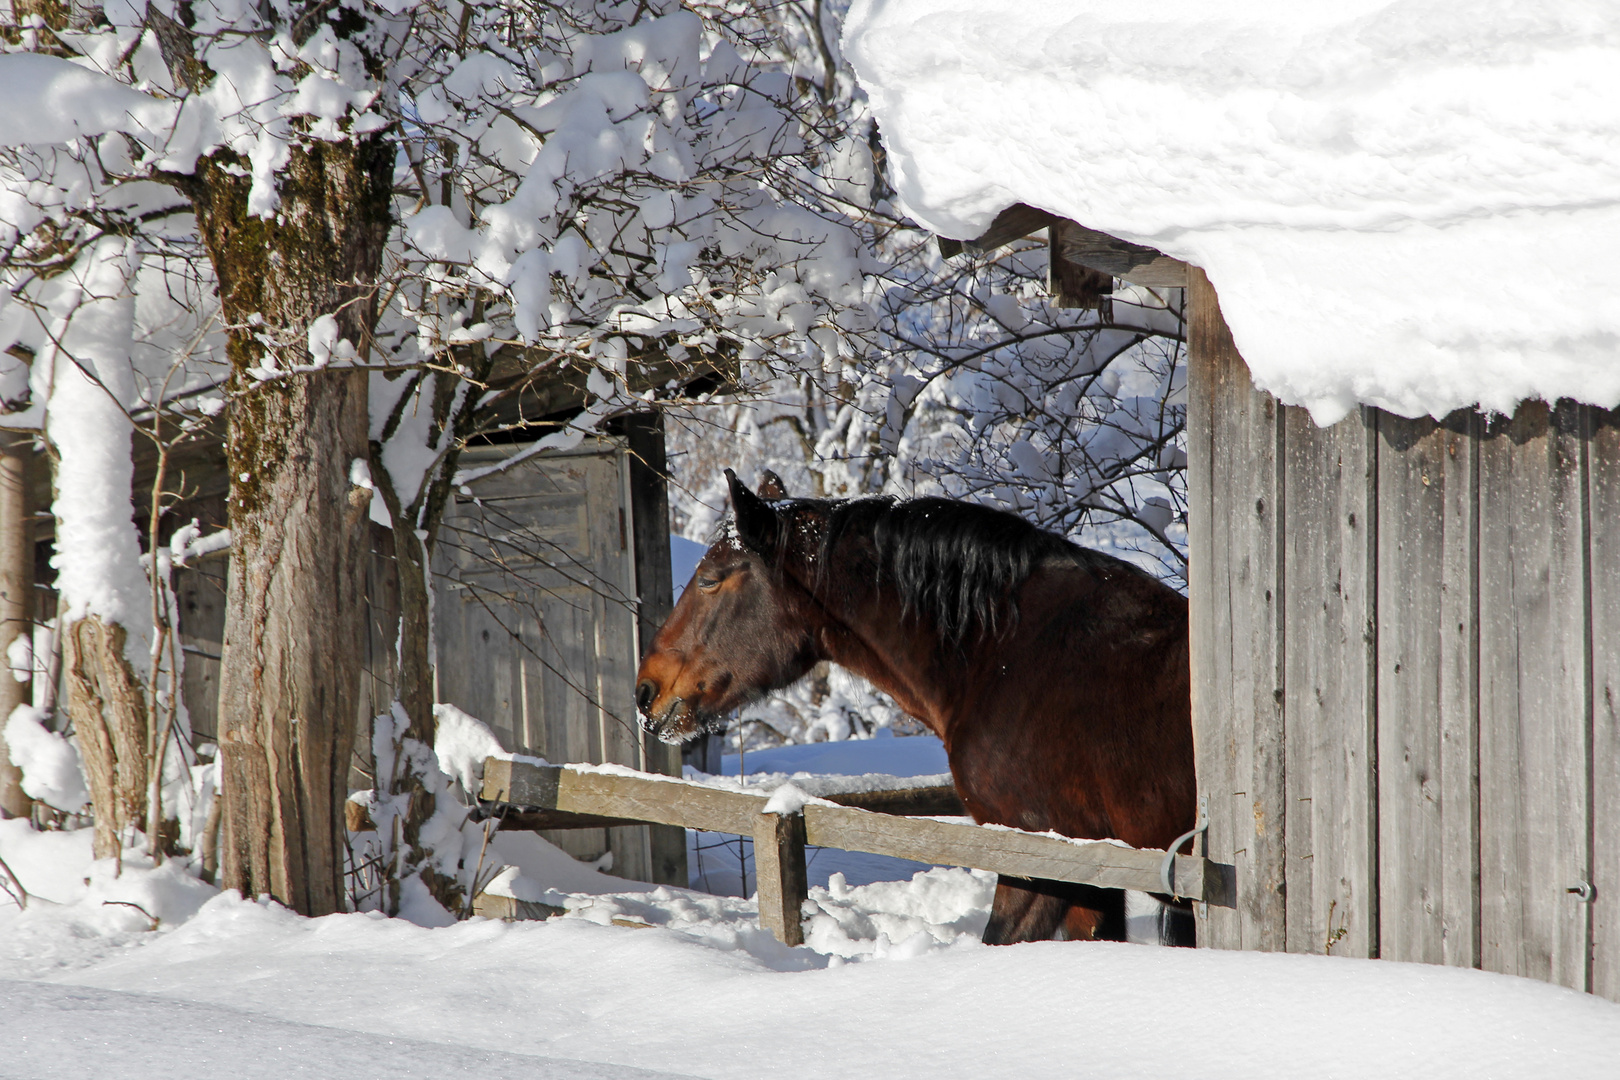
[753,809,808,946]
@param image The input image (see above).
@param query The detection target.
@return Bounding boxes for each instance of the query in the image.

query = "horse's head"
[635,469,821,744]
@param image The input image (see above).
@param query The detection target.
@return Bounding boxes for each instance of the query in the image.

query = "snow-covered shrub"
[3,706,88,814]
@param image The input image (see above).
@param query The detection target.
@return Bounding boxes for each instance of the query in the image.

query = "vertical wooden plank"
[539,590,595,766]
[1375,410,1480,967]
[0,432,34,818]
[1184,270,1222,946]
[169,493,231,747]
[1439,412,1484,971]
[752,810,808,946]
[175,560,227,744]
[1589,406,1620,1001]
[624,414,689,888]
[1283,404,1377,957]
[625,414,675,674]
[590,449,652,884]
[1478,401,1591,989]
[1187,269,1285,950]
[354,522,399,791]
[588,450,641,773]
[1374,412,1442,964]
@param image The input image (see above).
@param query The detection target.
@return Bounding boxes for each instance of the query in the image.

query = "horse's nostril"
[635,679,657,714]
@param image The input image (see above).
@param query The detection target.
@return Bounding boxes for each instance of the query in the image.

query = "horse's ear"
[726,468,780,562]
[756,470,788,500]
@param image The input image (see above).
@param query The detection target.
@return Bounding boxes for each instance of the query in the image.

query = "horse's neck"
[793,563,957,741]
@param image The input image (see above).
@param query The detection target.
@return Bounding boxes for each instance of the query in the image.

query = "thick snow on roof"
[844,0,1620,423]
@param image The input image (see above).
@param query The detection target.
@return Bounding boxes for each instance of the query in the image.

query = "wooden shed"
[947,205,1620,1000]
[431,425,684,884]
[0,402,687,889]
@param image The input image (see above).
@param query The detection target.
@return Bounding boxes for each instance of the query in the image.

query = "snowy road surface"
[0,980,690,1080]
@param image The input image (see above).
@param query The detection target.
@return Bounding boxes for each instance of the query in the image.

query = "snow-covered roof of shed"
[843,0,1620,424]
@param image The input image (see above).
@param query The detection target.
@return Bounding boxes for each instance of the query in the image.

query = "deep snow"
[2,824,1617,1079]
[843,0,1620,423]
[5,726,1620,1080]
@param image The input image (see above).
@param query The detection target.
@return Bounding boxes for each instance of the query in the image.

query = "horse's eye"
[695,576,722,592]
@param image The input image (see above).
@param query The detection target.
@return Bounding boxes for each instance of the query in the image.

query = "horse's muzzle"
[639,694,705,744]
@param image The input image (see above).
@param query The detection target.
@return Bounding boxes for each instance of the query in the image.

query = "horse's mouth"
[639,697,725,745]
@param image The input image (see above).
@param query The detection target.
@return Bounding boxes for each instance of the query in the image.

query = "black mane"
[819,496,1082,647]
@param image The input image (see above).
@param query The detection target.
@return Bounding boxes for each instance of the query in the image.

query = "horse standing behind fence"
[636,470,1196,945]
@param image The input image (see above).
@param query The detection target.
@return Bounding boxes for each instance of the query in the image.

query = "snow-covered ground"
[5,733,1619,1078]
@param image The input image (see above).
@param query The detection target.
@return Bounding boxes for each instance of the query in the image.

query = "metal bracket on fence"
[1159,795,1209,899]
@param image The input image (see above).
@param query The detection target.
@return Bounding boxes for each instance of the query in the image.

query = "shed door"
[434,440,650,880]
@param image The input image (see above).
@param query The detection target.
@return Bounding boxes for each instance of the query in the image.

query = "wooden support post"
[1187,268,1287,950]
[0,431,33,820]
[624,413,689,889]
[752,809,808,946]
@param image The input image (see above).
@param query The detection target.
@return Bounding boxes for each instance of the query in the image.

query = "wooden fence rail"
[481,758,1235,945]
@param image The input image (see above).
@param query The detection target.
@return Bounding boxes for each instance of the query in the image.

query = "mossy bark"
[185,135,392,916]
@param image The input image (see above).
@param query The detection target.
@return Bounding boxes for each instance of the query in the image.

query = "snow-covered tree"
[351,0,867,912]
[2,0,867,911]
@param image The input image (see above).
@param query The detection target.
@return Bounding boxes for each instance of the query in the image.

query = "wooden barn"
[941,203,1620,1000]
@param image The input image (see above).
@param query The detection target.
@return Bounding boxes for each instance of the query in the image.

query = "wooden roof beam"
[937,203,1189,289]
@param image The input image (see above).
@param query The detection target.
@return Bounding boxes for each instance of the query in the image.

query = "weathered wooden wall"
[1189,272,1620,998]
[434,436,685,887]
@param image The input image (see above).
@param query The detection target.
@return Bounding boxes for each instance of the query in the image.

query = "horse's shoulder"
[1028,547,1187,634]
[1041,545,1179,591]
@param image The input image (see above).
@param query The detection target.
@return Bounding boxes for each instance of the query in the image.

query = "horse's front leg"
[982,877,1126,944]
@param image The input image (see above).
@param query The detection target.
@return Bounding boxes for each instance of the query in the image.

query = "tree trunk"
[214,371,370,914]
[189,134,392,916]
[0,433,33,820]
[62,617,148,858]
[386,523,455,912]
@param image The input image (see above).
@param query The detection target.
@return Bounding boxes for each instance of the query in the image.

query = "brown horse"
[636,470,1196,945]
